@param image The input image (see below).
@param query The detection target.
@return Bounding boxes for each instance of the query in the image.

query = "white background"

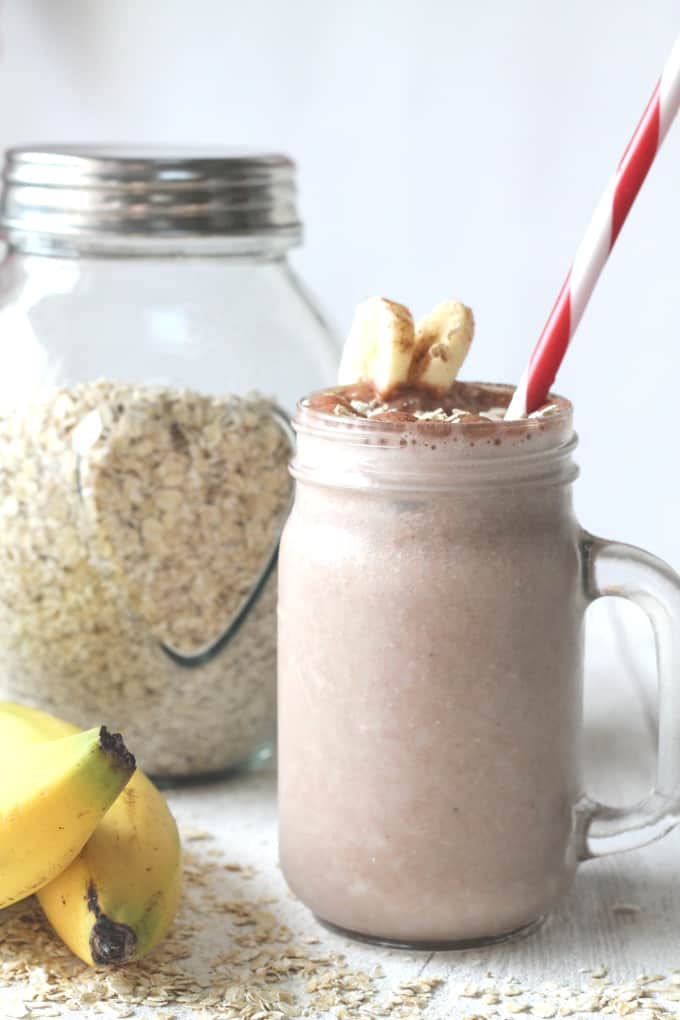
[1,0,679,567]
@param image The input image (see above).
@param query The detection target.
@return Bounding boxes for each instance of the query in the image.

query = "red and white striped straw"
[506,34,680,420]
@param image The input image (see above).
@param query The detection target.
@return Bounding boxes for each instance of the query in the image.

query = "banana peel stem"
[86,881,137,965]
[97,727,136,776]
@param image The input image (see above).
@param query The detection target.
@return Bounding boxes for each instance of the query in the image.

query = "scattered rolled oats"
[531,1002,556,1018]
[592,965,610,980]
[0,382,292,777]
[481,992,501,1005]
[4,861,680,1020]
[505,1000,529,1014]
[502,982,525,997]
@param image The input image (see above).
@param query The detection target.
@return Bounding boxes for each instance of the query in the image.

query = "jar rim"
[291,383,577,491]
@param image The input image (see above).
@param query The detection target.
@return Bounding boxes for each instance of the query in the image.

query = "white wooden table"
[1,606,679,1019]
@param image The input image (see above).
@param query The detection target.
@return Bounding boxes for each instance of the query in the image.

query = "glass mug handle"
[577,530,680,859]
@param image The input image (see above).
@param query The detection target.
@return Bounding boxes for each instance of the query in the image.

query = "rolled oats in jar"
[0,146,337,779]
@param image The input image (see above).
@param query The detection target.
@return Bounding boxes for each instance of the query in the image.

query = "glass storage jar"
[0,145,337,781]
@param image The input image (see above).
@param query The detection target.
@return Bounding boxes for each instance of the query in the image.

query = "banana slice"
[338,296,415,397]
[409,300,474,392]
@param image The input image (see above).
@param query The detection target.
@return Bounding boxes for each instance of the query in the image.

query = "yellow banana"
[0,702,182,966]
[0,723,135,909]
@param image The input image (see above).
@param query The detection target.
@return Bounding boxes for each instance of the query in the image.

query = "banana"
[0,723,135,909]
[409,299,474,392]
[338,296,415,397]
[0,702,182,966]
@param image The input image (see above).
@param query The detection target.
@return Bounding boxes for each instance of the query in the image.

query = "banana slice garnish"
[409,300,474,392]
[338,296,415,397]
[338,296,474,397]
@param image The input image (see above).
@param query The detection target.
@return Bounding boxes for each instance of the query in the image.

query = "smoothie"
[278,377,585,945]
[278,295,680,945]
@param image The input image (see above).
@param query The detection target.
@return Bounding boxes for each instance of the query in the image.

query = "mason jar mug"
[278,387,680,947]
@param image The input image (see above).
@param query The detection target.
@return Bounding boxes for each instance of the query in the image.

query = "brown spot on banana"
[86,880,137,965]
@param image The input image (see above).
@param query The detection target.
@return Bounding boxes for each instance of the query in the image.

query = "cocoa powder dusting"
[304,381,569,432]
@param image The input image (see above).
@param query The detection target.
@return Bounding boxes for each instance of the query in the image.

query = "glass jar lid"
[0,145,302,252]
